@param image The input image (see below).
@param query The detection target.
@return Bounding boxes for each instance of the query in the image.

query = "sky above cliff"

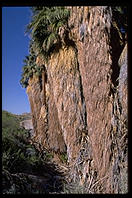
[2,7,32,115]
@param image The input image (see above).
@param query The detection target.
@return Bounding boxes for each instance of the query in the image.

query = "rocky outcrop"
[20,119,33,130]
[110,43,128,193]
[69,6,113,180]
[118,44,127,120]
[47,46,88,162]
[67,7,128,193]
[26,6,127,193]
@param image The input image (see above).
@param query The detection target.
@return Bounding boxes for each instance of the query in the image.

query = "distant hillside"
[2,110,32,131]
[2,110,31,174]
[17,112,32,121]
[2,110,68,194]
[2,110,52,194]
[2,110,21,130]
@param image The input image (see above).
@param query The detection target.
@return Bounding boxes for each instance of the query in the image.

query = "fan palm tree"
[26,7,70,56]
[20,52,43,88]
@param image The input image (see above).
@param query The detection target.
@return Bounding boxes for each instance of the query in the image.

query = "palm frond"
[21,7,70,88]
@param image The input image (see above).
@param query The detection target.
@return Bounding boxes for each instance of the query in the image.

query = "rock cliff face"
[26,6,127,193]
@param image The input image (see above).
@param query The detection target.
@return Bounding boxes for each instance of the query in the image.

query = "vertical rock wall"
[68,6,114,192]
[111,44,128,193]
[27,46,87,163]
[67,6,127,193]
[26,76,48,147]
[46,46,87,162]
[26,6,128,193]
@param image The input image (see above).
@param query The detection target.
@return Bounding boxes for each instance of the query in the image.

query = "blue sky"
[2,7,32,115]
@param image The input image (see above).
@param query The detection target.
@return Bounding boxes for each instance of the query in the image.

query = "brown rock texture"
[67,6,113,192]
[67,6,128,193]
[26,75,67,154]
[26,76,47,146]
[46,46,87,162]
[110,43,128,193]
[118,44,128,119]
[26,6,128,193]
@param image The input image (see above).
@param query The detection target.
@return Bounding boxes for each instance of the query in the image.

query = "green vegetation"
[2,110,43,173]
[26,7,70,55]
[60,152,68,164]
[2,110,54,194]
[20,7,70,88]
[17,112,32,121]
[20,43,43,88]
[20,6,128,89]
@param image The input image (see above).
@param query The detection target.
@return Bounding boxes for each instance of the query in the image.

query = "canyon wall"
[26,6,128,193]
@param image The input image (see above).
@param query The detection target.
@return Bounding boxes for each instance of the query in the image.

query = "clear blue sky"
[2,7,32,115]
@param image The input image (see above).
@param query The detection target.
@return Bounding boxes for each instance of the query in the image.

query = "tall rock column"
[27,56,67,154]
[68,6,116,192]
[26,76,48,148]
[45,46,87,163]
[25,6,127,193]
